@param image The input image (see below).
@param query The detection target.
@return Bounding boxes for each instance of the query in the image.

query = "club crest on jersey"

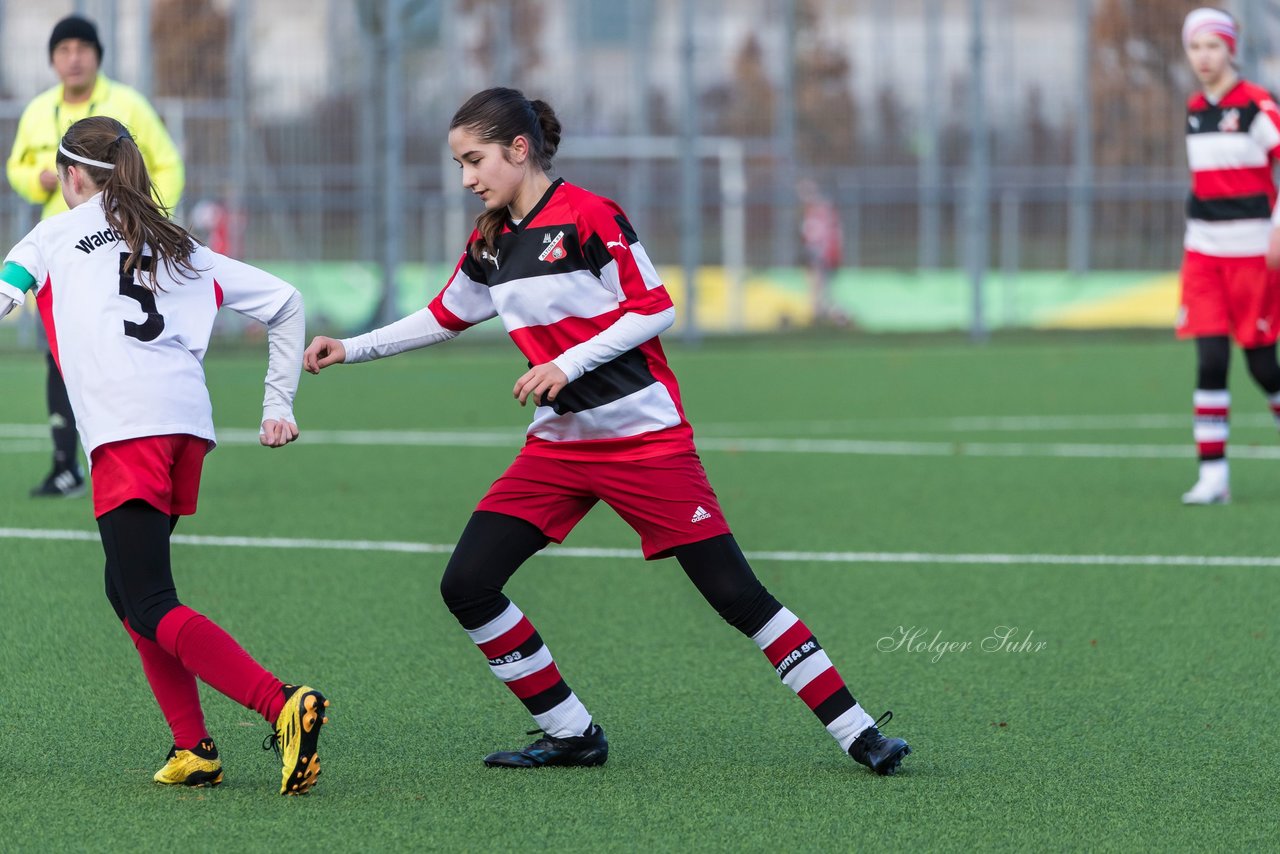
[538,230,567,263]
[1219,108,1240,132]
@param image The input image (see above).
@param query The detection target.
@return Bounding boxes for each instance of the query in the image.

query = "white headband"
[1182,8,1237,52]
[58,144,115,170]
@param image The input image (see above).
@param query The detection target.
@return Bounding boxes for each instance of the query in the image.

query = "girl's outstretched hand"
[304,336,346,374]
[514,362,569,407]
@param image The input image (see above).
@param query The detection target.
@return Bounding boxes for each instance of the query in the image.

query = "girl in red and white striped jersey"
[0,116,327,794]
[304,88,910,775]
[1179,8,1280,504]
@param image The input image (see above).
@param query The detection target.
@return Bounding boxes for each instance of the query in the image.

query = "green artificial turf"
[1,331,1277,851]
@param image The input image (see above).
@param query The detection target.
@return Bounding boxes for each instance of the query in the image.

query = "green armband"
[0,261,36,293]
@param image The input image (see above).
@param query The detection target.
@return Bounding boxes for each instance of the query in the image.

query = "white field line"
[696,412,1280,434]
[0,424,518,447]
[2,413,1276,442]
[0,414,1234,441]
[2,526,1280,567]
[2,423,1278,460]
[0,440,45,454]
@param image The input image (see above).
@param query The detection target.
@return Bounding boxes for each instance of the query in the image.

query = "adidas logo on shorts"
[691,506,712,523]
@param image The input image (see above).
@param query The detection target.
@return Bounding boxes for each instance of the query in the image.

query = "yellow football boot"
[265,685,328,795]
[154,739,223,787]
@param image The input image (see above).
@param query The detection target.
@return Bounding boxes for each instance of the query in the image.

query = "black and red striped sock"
[1193,388,1229,460]
[752,605,875,751]
[464,600,591,739]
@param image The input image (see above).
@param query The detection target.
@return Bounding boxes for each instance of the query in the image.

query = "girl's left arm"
[1261,98,1280,269]
[552,307,675,382]
[564,201,677,381]
[259,289,305,447]
[516,307,675,407]
[206,250,305,446]
[515,201,678,405]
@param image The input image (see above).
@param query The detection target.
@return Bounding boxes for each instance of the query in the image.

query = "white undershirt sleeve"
[260,289,305,426]
[339,306,460,363]
[551,306,675,383]
[0,293,17,321]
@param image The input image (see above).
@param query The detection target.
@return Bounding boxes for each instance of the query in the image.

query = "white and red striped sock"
[465,601,592,739]
[1193,389,1230,460]
[752,606,875,751]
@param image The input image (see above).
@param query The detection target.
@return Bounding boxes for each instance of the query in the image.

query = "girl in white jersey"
[0,116,328,795]
[305,88,911,775]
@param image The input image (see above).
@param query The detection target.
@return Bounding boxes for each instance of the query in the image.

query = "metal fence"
[1,0,1277,334]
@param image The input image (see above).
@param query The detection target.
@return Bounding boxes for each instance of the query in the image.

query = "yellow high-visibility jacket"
[7,74,184,220]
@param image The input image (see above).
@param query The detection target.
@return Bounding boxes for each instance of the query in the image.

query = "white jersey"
[0,193,296,457]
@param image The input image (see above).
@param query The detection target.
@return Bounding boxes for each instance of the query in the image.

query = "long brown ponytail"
[57,116,198,288]
[449,88,562,260]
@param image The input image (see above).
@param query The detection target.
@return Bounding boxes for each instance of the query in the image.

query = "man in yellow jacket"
[7,14,185,497]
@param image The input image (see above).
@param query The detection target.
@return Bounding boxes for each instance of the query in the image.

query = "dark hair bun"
[530,99,561,160]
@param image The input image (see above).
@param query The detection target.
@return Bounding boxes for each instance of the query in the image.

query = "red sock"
[155,606,287,724]
[122,620,209,749]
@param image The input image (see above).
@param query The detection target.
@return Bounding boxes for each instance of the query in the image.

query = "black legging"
[1196,335,1280,394]
[439,511,780,638]
[99,500,183,640]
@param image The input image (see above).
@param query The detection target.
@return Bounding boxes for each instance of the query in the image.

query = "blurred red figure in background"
[798,179,846,326]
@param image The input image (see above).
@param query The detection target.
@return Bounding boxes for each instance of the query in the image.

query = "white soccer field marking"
[695,412,1280,434]
[0,440,45,454]
[0,424,1261,460]
[2,419,1278,460]
[2,526,1278,567]
[2,413,1276,440]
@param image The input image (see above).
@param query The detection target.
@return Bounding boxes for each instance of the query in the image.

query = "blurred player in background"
[0,117,326,795]
[1178,8,1280,505]
[6,14,184,499]
[799,178,847,326]
[305,87,910,776]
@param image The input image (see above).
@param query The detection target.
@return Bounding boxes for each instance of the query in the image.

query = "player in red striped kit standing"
[0,117,328,794]
[1179,8,1280,504]
[304,88,910,774]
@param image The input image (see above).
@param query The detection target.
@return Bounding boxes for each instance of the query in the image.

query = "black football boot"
[849,711,911,775]
[483,723,609,768]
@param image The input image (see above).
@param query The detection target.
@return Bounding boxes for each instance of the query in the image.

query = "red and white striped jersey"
[429,179,693,461]
[1185,79,1280,257]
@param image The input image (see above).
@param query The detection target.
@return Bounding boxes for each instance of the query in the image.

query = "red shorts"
[476,450,733,559]
[1178,250,1280,346]
[90,434,209,519]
